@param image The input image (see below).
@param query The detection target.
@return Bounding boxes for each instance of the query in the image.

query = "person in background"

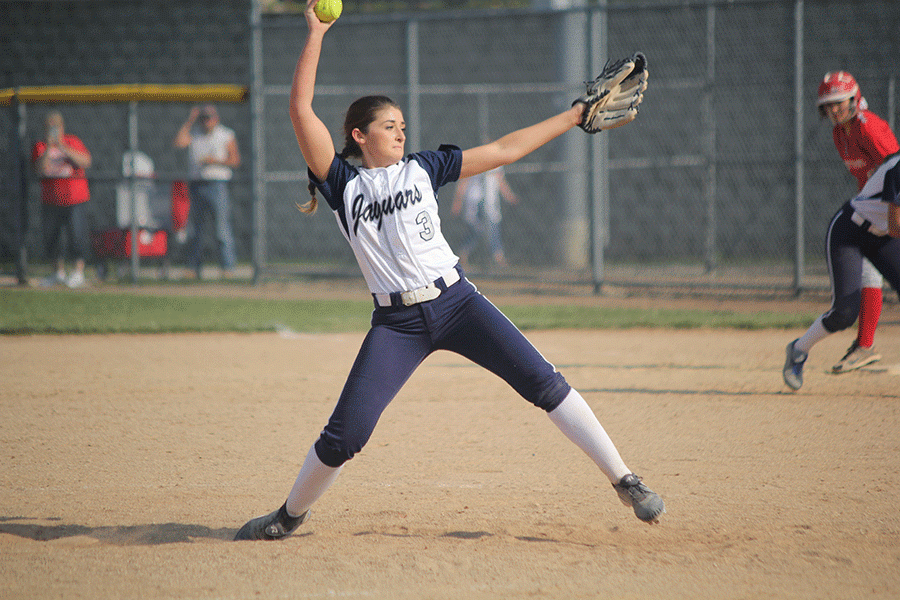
[452,163,519,268]
[31,110,92,288]
[816,71,900,373]
[173,105,241,279]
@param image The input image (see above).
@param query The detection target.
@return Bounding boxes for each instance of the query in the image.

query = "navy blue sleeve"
[885,159,900,206]
[409,144,463,193]
[308,155,356,211]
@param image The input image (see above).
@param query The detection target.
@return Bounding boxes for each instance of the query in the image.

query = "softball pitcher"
[235,0,661,540]
[784,152,900,390]
[817,71,899,373]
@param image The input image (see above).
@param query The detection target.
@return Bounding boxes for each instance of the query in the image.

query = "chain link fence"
[257,0,900,296]
[0,0,253,283]
[3,0,899,296]
[2,99,252,280]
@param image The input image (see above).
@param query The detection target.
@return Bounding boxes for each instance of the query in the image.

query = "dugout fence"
[2,85,249,283]
[2,0,899,298]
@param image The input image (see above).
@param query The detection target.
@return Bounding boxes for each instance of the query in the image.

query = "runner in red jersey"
[817,71,899,373]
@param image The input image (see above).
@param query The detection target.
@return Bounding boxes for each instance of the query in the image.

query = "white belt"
[850,210,888,236]
[373,267,461,308]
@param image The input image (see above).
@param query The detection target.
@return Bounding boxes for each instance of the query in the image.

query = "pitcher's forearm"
[460,105,582,179]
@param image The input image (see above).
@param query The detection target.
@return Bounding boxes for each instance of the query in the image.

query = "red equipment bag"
[91,228,168,258]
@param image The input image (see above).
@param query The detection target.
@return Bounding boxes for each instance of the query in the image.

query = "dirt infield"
[3,293,900,598]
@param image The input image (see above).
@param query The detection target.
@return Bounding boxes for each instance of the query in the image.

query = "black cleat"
[233,503,309,541]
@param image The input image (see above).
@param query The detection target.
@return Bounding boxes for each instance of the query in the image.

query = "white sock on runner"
[547,388,631,484]
[795,316,830,354]
[285,444,343,518]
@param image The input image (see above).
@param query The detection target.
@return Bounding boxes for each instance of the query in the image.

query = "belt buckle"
[852,210,887,236]
[401,283,441,306]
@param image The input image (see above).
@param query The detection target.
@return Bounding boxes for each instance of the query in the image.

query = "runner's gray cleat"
[613,473,665,524]
[233,503,309,541]
[783,339,808,390]
[832,340,881,373]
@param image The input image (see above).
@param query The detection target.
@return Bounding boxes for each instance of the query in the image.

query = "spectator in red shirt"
[817,71,900,373]
[31,111,92,288]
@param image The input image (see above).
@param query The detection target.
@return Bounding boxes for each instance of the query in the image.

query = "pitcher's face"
[357,107,406,168]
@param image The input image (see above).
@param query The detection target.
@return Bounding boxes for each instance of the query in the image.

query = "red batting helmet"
[817,71,861,117]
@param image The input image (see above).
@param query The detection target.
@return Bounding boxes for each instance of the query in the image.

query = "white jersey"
[188,124,235,181]
[311,145,462,295]
[462,167,504,225]
[849,152,900,233]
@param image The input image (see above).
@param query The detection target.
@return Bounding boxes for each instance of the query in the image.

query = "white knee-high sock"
[795,316,830,354]
[547,389,631,483]
[285,445,343,518]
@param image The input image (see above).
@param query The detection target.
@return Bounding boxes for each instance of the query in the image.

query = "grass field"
[0,285,820,334]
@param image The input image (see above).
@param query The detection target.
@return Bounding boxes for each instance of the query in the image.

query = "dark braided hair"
[300,95,400,215]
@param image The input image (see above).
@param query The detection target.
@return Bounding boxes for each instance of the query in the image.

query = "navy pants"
[822,204,900,332]
[42,202,88,262]
[314,269,571,468]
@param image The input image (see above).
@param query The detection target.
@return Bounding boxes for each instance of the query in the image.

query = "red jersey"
[31,134,91,206]
[832,109,899,190]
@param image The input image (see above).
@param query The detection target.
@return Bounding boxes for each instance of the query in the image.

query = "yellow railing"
[0,84,248,106]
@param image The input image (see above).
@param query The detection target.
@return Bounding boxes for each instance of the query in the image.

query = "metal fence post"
[703,3,717,273]
[560,2,589,269]
[406,19,420,154]
[251,0,265,284]
[14,98,29,284]
[589,3,608,294]
[128,100,139,282]
[793,0,805,294]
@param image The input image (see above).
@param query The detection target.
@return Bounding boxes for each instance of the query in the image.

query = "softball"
[314,0,342,23]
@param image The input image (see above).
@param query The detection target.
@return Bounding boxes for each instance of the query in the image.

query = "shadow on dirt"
[0,518,235,545]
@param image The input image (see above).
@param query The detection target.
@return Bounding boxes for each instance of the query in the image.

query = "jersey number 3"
[416,211,434,241]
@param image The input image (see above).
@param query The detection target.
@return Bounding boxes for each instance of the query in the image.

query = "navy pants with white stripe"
[314,270,571,468]
[822,204,900,332]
